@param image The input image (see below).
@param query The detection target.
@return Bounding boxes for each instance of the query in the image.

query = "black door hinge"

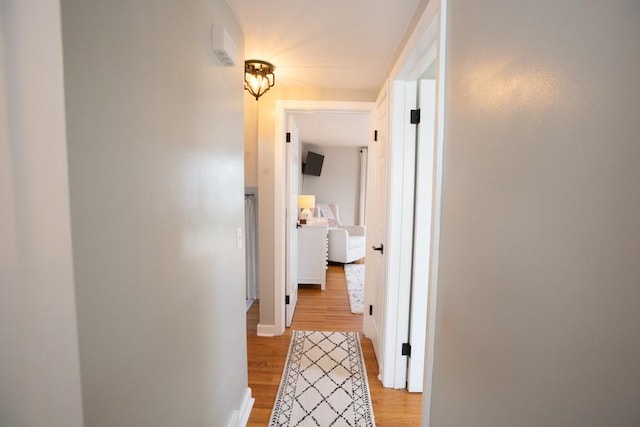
[286,132,291,143]
[369,305,373,315]
[374,130,378,141]
[401,342,411,357]
[410,109,421,125]
[285,295,290,305]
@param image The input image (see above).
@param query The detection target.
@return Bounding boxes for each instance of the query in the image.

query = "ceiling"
[226,0,421,92]
[226,0,422,146]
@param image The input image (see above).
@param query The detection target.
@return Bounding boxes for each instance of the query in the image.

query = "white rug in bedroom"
[344,264,364,314]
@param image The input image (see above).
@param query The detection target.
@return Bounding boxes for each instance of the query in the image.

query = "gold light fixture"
[244,60,275,100]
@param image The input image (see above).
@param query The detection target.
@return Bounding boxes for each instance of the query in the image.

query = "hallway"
[246,264,422,426]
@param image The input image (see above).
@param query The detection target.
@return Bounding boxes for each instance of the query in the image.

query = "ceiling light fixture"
[244,60,275,100]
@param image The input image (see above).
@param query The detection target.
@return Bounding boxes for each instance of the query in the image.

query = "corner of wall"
[256,323,280,337]
[225,388,255,427]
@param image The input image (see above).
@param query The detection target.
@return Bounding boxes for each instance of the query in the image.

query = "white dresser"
[297,223,328,290]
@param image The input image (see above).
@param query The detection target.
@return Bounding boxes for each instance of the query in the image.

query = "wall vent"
[211,25,236,66]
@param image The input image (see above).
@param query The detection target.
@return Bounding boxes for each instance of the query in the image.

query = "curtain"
[244,194,258,300]
[359,148,368,225]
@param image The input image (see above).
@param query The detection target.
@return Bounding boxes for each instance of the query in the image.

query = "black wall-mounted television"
[302,151,324,176]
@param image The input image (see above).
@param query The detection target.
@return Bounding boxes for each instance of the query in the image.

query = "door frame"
[284,116,300,327]
[362,82,390,380]
[272,100,375,335]
[383,0,447,422]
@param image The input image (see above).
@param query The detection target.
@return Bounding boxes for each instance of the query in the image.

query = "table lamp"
[298,195,315,223]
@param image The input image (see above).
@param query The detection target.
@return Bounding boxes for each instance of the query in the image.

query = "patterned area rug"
[269,331,375,426]
[344,264,365,314]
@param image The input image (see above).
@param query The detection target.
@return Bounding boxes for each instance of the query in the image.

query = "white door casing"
[285,118,300,327]
[363,82,389,379]
[378,0,445,396]
[272,101,374,334]
[420,4,447,422]
[370,0,446,394]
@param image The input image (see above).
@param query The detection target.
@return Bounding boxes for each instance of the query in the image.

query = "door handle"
[372,244,384,255]
[296,222,302,229]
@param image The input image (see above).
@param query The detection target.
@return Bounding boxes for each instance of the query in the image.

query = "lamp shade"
[298,195,315,221]
[298,195,315,209]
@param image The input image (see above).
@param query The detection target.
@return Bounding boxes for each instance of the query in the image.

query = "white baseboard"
[256,323,278,337]
[226,387,254,427]
[237,388,254,427]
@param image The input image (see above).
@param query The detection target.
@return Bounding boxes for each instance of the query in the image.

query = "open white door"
[285,118,300,327]
[407,80,437,391]
[363,83,389,375]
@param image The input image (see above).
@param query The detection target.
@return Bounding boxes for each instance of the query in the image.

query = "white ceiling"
[226,0,421,92]
[226,0,421,146]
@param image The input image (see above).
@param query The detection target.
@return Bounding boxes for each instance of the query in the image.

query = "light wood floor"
[246,264,422,426]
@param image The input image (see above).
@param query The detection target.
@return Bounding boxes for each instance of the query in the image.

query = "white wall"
[431,1,640,425]
[0,1,84,426]
[61,0,249,425]
[244,95,259,187]
[301,145,363,225]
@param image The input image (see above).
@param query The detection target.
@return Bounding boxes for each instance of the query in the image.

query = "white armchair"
[316,203,366,263]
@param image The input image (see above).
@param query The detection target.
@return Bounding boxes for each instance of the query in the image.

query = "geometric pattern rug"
[269,331,375,426]
[344,264,365,314]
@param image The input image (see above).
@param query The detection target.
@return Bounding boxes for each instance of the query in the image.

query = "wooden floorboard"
[246,264,422,426]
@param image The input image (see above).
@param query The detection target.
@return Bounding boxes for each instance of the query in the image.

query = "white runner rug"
[344,264,365,314]
[269,330,375,427]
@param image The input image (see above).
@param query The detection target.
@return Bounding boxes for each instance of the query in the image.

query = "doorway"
[272,101,375,335]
